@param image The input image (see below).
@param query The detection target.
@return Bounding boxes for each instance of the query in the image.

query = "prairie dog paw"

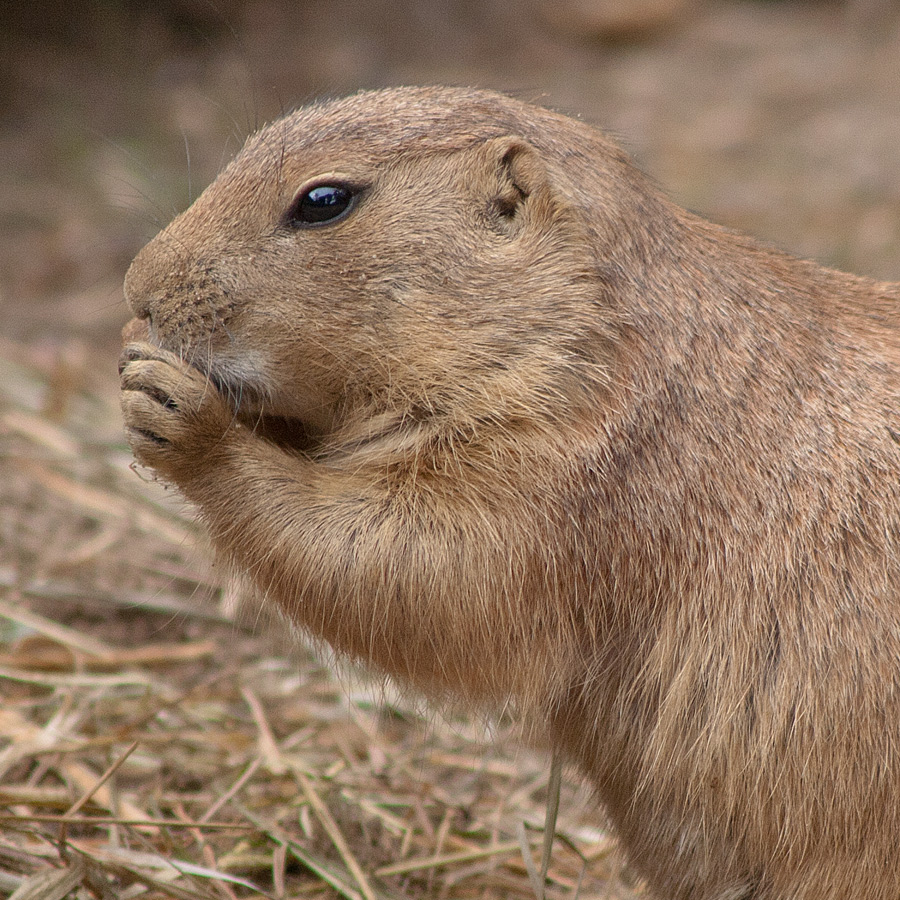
[119,341,234,478]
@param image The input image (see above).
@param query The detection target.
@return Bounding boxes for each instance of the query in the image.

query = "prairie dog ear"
[479,135,552,228]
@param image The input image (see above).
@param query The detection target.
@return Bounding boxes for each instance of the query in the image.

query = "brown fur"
[119,86,900,899]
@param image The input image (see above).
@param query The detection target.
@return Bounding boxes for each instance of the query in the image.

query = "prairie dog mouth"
[244,413,320,455]
[122,316,152,344]
[203,368,322,456]
[121,319,322,455]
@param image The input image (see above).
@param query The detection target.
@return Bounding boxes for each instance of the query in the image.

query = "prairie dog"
[120,86,900,899]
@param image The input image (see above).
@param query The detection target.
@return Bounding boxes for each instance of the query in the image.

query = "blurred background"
[2,0,899,368]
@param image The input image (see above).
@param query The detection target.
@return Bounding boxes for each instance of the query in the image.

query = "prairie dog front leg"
[119,341,238,484]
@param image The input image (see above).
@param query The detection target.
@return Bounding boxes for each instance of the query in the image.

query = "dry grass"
[0,336,641,900]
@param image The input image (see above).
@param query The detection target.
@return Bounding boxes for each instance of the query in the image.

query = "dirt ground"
[1,1,899,898]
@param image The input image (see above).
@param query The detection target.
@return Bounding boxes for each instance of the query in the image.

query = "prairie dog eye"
[285,183,357,227]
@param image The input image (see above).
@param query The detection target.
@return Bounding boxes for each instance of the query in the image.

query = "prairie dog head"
[123,87,647,452]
